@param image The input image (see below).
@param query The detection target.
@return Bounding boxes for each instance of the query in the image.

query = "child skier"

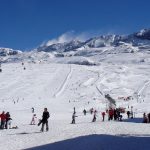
[30,114,37,125]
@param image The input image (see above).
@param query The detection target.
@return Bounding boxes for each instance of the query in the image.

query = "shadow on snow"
[26,134,150,150]
[123,118,143,123]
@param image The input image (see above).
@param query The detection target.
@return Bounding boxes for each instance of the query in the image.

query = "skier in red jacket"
[108,109,114,121]
[0,111,6,129]
[102,112,106,121]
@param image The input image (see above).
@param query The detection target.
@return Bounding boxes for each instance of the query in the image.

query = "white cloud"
[43,31,92,47]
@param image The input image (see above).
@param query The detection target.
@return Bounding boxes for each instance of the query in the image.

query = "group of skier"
[0,111,12,129]
[107,108,123,121]
[71,107,136,124]
[30,107,50,132]
[1,105,148,132]
[0,107,50,132]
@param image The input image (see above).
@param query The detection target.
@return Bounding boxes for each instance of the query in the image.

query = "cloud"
[46,31,74,46]
[42,31,93,47]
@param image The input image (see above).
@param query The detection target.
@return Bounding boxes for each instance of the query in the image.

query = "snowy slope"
[0,62,150,150]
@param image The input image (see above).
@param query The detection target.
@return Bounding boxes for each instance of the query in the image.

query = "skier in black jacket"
[38,108,50,132]
[71,112,77,124]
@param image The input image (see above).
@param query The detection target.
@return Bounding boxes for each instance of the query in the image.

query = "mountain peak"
[134,28,150,40]
[0,47,22,57]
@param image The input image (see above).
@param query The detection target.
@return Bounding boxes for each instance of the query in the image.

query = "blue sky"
[0,0,150,50]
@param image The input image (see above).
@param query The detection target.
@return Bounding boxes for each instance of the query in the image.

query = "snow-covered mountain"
[37,28,150,52]
[0,47,22,56]
[1,28,150,65]
[37,40,84,53]
[134,28,150,40]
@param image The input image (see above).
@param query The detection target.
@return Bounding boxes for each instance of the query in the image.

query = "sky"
[0,0,150,50]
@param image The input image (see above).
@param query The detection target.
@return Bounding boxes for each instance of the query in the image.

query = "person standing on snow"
[113,109,117,120]
[92,111,97,122]
[30,114,37,125]
[5,112,12,129]
[143,113,148,123]
[127,111,130,119]
[148,113,150,123]
[102,112,106,121]
[83,109,87,115]
[73,107,76,114]
[108,109,114,121]
[38,108,50,132]
[0,111,6,129]
[71,112,78,124]
[31,107,34,113]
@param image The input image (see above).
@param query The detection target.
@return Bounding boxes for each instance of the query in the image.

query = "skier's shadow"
[8,131,42,135]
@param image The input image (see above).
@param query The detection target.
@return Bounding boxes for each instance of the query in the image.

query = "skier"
[102,112,106,121]
[38,108,50,132]
[92,111,97,122]
[113,109,117,120]
[0,111,6,129]
[73,107,76,114]
[5,112,12,129]
[71,112,77,124]
[83,109,87,115]
[108,109,114,121]
[148,113,150,123]
[143,113,148,123]
[119,114,123,121]
[30,114,37,125]
[31,107,34,113]
[127,111,130,119]
[117,110,122,121]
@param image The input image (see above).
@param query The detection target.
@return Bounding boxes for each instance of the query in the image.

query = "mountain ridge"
[0,28,150,64]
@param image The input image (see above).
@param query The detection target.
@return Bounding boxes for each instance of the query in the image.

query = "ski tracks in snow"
[135,80,150,102]
[86,70,100,86]
[54,65,73,98]
[87,69,105,96]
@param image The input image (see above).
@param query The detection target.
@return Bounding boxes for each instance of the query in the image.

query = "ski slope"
[0,62,150,150]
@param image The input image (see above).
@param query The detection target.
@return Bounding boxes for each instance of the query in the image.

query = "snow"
[0,60,150,150]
